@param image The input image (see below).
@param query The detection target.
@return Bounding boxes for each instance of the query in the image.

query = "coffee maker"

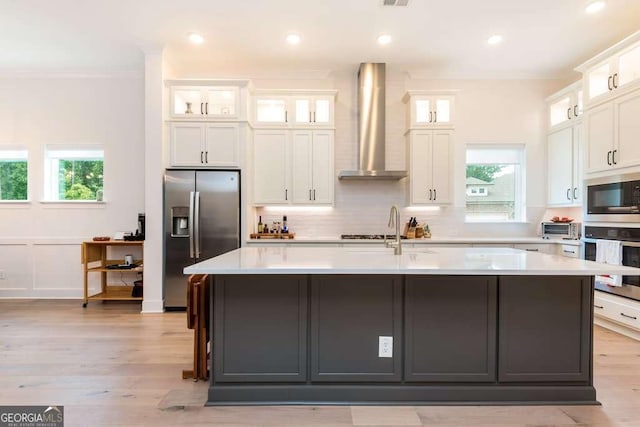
[136,213,145,240]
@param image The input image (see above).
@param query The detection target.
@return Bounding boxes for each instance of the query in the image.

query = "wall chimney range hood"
[338,63,408,180]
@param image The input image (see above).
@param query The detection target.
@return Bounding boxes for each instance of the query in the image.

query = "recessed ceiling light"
[188,33,204,44]
[585,0,606,14]
[377,34,392,45]
[286,33,301,45]
[487,34,503,46]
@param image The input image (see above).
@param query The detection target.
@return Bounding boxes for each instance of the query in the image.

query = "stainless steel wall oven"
[583,225,640,301]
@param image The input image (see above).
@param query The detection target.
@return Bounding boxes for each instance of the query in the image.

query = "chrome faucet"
[385,205,402,255]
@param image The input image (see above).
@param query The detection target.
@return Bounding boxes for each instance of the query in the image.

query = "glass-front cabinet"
[171,86,239,119]
[548,81,583,129]
[252,90,337,128]
[578,32,640,107]
[403,91,456,128]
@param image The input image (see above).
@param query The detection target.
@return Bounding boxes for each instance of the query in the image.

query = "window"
[0,147,28,201]
[44,145,104,201]
[465,145,525,222]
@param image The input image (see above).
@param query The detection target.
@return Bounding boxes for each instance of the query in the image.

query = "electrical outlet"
[378,336,393,358]
[0,270,5,280]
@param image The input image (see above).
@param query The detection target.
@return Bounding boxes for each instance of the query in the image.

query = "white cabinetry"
[594,291,640,338]
[169,85,241,119]
[578,33,640,107]
[291,130,334,204]
[252,90,336,128]
[169,122,239,167]
[253,129,335,206]
[253,130,290,204]
[513,244,555,254]
[403,91,455,128]
[548,82,583,129]
[408,130,452,205]
[547,125,582,206]
[584,88,640,174]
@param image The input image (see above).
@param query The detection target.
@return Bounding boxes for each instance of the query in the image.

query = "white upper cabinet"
[291,130,334,204]
[170,86,240,119]
[547,82,583,129]
[251,90,336,128]
[408,130,452,205]
[403,91,456,129]
[577,31,640,107]
[253,130,290,204]
[547,125,582,206]
[169,122,239,167]
[584,88,640,175]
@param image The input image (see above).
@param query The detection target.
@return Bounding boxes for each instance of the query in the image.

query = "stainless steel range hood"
[338,63,408,180]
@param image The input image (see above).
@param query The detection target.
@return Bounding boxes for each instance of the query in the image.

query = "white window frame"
[0,145,29,203]
[44,144,104,202]
[465,144,526,223]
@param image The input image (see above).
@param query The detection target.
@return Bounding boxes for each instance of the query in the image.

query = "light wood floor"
[1,300,639,426]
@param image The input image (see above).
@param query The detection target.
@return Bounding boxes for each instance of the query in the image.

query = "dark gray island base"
[208,274,595,405]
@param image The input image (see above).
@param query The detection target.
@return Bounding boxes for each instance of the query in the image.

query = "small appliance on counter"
[541,221,581,240]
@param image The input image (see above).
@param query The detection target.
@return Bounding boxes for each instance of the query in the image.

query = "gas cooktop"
[340,234,407,240]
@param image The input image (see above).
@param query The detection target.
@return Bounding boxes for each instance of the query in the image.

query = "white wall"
[253,71,567,238]
[0,75,145,298]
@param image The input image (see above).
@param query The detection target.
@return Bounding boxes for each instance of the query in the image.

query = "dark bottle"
[281,215,288,233]
[258,216,263,233]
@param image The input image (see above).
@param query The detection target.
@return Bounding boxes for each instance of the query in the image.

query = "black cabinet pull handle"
[620,312,637,320]
[607,150,612,165]
[309,189,312,201]
[563,249,576,254]
[285,111,288,123]
[608,75,613,91]
[573,187,578,200]
[200,151,204,163]
[429,111,433,123]
[567,107,571,120]
[205,151,208,163]
[612,149,617,165]
[429,189,432,200]
[313,189,316,200]
[574,105,579,117]
[613,73,618,89]
[313,111,316,123]
[200,102,204,115]
[594,304,604,309]
[309,112,312,123]
[205,102,208,115]
[285,189,288,200]
[567,188,571,200]
[433,189,437,201]
[525,248,539,252]
[434,111,437,122]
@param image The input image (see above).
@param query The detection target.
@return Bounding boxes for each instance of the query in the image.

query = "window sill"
[0,200,31,208]
[39,200,107,209]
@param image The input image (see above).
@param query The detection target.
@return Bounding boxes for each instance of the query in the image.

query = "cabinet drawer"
[513,244,551,254]
[594,295,640,330]
[560,244,580,258]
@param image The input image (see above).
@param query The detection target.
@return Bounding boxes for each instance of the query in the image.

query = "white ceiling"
[1,0,640,79]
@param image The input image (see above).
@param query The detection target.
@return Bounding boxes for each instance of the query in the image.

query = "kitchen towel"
[595,239,623,287]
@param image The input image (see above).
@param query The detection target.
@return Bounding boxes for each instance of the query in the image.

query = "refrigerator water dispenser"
[171,206,189,237]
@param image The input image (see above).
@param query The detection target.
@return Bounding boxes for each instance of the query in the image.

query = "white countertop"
[245,237,582,245]
[184,246,634,276]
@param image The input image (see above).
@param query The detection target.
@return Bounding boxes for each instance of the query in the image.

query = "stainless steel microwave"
[541,222,581,239]
[585,173,640,222]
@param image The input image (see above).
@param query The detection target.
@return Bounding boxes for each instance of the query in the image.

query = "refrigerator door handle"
[194,191,201,258]
[188,191,195,259]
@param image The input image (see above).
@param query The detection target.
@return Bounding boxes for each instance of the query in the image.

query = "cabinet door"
[572,124,583,205]
[253,130,289,204]
[171,88,205,118]
[204,88,238,118]
[169,122,205,166]
[409,131,432,204]
[431,131,451,203]
[254,97,289,125]
[291,130,313,203]
[498,276,591,383]
[549,96,572,128]
[585,102,614,173]
[614,89,640,170]
[311,131,334,204]
[292,97,334,126]
[617,43,640,90]
[313,97,333,125]
[547,127,574,205]
[292,98,312,125]
[310,275,402,382]
[405,276,497,382]
[204,123,239,167]
[433,96,454,126]
[586,61,612,104]
[414,98,432,125]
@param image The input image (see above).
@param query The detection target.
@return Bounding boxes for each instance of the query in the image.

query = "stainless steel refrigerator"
[163,170,240,309]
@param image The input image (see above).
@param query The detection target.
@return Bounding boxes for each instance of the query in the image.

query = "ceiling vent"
[382,0,409,6]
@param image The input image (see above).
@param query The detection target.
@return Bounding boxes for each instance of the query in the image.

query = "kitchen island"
[184,246,640,405]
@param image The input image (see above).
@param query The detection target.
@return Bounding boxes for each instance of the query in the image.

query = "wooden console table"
[81,241,144,307]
